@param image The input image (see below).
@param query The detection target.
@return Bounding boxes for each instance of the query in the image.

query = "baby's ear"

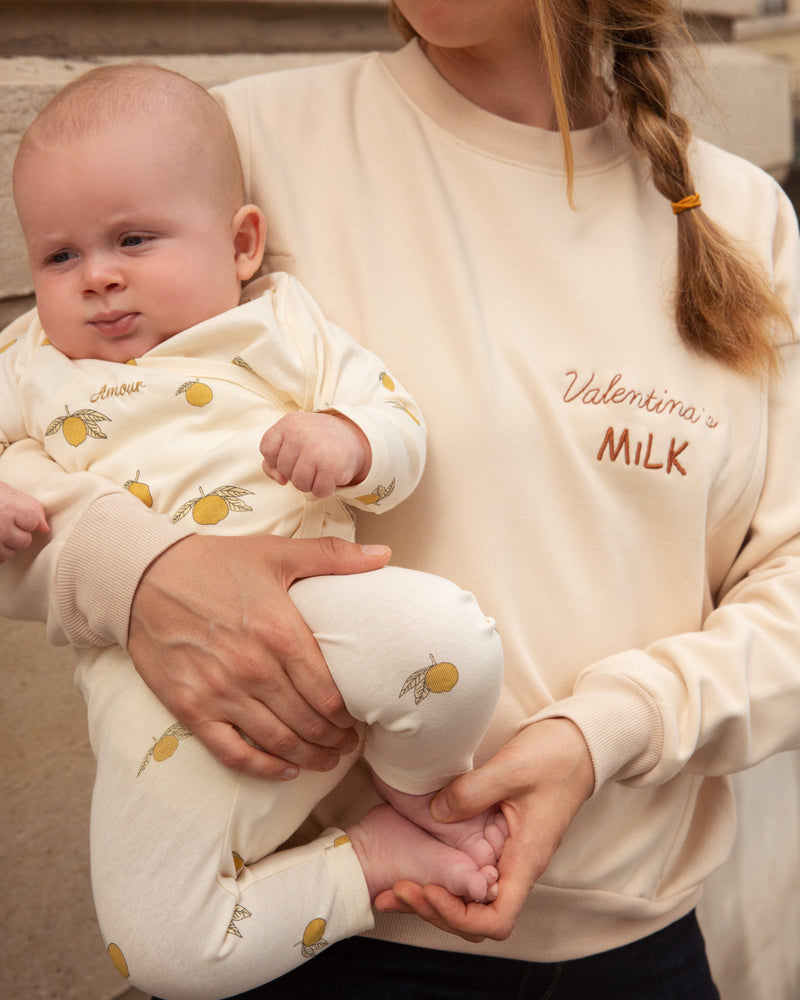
[232,204,267,281]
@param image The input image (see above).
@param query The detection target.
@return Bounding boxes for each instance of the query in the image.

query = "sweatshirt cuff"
[56,492,195,649]
[525,674,664,792]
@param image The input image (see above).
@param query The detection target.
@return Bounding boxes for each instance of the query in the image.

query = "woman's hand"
[374,718,595,941]
[127,533,390,781]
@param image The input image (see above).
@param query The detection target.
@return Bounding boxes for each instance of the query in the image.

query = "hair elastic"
[671,193,702,215]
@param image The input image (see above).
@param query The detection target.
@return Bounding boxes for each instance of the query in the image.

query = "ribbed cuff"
[56,492,195,648]
[524,674,664,791]
[322,828,375,938]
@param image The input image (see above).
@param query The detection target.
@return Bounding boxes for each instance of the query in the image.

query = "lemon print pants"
[79,566,503,1000]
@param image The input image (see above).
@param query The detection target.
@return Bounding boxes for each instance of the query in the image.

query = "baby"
[0,65,505,999]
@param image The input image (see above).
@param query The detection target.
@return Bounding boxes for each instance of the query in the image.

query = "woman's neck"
[419,39,605,131]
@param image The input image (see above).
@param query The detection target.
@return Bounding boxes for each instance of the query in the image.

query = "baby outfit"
[0,271,503,999]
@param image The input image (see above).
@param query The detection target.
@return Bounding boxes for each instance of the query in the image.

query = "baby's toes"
[473,865,499,903]
[484,810,509,859]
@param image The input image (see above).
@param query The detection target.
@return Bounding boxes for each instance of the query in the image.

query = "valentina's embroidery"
[563,371,719,429]
[597,426,688,476]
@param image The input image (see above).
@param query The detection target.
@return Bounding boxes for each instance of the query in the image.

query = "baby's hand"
[260,412,371,499]
[0,482,49,564]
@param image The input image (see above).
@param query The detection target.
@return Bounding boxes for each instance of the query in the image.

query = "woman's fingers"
[377,721,596,940]
[432,719,595,824]
[377,882,488,943]
[128,533,389,779]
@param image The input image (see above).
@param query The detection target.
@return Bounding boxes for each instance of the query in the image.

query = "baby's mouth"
[90,311,139,337]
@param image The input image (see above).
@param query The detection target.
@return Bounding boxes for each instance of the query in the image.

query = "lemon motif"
[233,851,245,873]
[400,653,459,705]
[333,835,351,848]
[123,470,153,507]
[297,917,329,958]
[152,733,180,761]
[0,338,17,354]
[63,416,87,446]
[137,722,193,776]
[387,399,421,426]
[193,493,229,524]
[355,477,396,506]
[46,405,111,447]
[177,378,213,407]
[172,485,254,525]
[227,904,252,938]
[379,370,395,391]
[107,943,129,979]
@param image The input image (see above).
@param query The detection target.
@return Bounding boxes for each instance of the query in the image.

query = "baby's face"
[15,123,246,363]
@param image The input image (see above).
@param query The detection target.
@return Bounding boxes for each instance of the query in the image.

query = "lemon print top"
[0,272,426,545]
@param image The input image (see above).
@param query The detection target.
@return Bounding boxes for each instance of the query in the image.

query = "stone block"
[685,0,762,18]
[678,42,793,179]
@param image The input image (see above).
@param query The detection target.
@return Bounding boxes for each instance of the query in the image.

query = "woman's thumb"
[430,764,500,823]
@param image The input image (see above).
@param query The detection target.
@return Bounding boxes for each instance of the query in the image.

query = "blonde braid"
[601,1,790,375]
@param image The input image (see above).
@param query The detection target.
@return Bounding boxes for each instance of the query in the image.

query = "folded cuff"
[56,492,195,648]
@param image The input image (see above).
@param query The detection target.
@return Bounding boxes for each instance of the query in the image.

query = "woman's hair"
[389,0,791,376]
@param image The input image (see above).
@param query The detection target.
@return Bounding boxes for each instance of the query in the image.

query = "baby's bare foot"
[372,774,508,870]
[346,804,498,903]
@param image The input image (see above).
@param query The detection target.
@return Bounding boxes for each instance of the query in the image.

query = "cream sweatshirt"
[2,40,800,962]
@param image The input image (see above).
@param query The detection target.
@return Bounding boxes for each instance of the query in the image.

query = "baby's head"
[13,64,266,363]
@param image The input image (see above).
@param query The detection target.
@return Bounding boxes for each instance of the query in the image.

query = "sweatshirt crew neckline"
[379,39,631,174]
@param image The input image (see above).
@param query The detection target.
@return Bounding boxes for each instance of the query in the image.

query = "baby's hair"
[15,63,245,210]
[389,1,791,376]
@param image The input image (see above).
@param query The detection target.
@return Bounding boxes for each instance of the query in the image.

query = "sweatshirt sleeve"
[528,189,800,792]
[0,310,38,450]
[267,274,427,513]
[0,311,195,648]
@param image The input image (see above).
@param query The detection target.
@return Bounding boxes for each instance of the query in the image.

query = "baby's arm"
[256,274,426,514]
[260,412,371,499]
[0,321,50,564]
[0,480,49,563]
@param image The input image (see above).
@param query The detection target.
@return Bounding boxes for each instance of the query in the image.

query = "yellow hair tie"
[671,193,702,215]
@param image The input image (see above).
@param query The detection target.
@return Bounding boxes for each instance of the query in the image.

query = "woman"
[2,0,799,996]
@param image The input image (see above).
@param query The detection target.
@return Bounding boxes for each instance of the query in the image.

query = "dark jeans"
[154,909,719,1000]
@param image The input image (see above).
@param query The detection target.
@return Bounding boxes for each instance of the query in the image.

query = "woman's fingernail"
[280,766,299,781]
[360,544,390,557]
[431,793,451,821]
[341,732,359,754]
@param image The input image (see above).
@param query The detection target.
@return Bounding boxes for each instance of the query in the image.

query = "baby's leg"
[288,567,506,895]
[79,647,371,1000]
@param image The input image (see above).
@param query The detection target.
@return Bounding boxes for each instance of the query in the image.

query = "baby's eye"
[47,249,76,265]
[120,234,151,248]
